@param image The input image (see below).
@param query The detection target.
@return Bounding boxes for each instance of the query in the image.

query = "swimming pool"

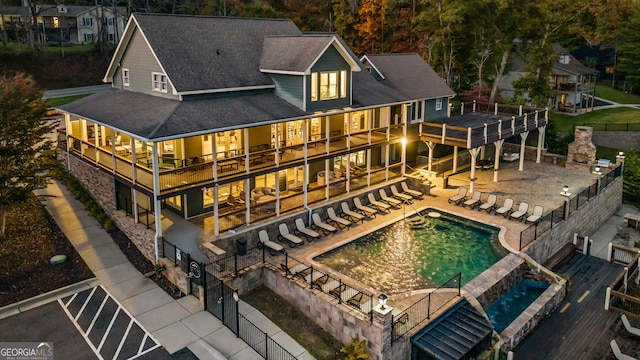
[314,210,507,295]
[484,279,550,333]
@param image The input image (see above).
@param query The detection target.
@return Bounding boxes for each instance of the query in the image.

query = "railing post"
[519,232,523,251]
[427,292,432,319]
[338,279,343,304]
[265,332,269,360]
[202,262,207,311]
[262,243,265,263]
[608,243,613,262]
[310,266,314,289]
[583,236,589,255]
[604,287,611,310]
[284,253,289,276]
[235,297,240,337]
[234,253,238,276]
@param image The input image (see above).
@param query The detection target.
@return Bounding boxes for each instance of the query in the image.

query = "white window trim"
[152,72,167,93]
[122,68,130,87]
[435,97,443,111]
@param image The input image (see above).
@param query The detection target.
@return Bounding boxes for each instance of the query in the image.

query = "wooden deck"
[513,253,640,359]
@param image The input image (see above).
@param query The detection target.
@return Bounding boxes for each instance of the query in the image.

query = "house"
[499,43,598,113]
[55,13,455,261]
[0,4,127,44]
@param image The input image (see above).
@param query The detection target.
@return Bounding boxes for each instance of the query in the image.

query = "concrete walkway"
[590,203,640,260]
[0,180,313,360]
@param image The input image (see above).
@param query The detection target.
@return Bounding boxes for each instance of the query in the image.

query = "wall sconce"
[378,294,388,310]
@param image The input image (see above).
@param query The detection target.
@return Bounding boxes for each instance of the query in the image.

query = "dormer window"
[310,70,347,102]
[152,72,167,93]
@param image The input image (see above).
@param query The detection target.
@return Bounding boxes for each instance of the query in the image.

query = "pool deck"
[286,159,603,298]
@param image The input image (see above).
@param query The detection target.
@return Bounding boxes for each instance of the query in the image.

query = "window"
[435,98,443,111]
[53,17,59,28]
[320,71,338,100]
[122,68,129,86]
[107,18,114,26]
[340,70,347,98]
[108,33,114,42]
[311,70,347,102]
[152,72,167,93]
[84,33,93,42]
[83,17,92,26]
[310,73,318,101]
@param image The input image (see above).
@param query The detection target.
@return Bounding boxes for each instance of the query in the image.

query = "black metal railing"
[519,163,622,250]
[136,205,155,229]
[238,313,298,360]
[208,246,265,278]
[391,272,461,342]
[161,238,190,273]
[575,123,640,132]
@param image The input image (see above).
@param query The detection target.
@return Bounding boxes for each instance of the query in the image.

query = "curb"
[0,277,99,320]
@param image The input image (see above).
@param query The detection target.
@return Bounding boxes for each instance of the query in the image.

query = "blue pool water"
[485,279,550,333]
[314,211,506,295]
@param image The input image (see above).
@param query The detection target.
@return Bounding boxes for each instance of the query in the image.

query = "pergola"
[419,108,548,192]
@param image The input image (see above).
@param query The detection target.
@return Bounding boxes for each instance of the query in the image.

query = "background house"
[499,43,598,113]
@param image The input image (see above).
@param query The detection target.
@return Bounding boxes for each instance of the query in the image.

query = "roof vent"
[57,5,67,13]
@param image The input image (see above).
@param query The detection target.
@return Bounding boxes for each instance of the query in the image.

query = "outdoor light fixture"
[401,137,407,145]
[619,151,624,157]
[561,185,570,197]
[593,166,602,175]
[378,294,388,310]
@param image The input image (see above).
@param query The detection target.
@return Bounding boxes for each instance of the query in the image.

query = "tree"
[0,73,54,237]
[354,0,390,54]
[617,6,640,93]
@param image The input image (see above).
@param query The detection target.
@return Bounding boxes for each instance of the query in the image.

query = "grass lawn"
[0,196,94,307]
[47,94,91,107]
[595,85,640,104]
[242,286,346,360]
[549,107,640,132]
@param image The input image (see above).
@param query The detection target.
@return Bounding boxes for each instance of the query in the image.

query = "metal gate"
[205,267,238,335]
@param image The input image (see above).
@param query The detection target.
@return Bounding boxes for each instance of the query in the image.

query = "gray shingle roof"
[363,53,456,100]
[133,14,302,93]
[552,43,598,76]
[352,70,409,107]
[57,89,308,140]
[261,35,333,73]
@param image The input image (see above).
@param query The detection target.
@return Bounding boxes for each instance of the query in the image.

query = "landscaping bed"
[0,196,94,307]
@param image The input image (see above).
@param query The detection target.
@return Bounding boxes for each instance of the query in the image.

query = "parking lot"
[0,285,177,360]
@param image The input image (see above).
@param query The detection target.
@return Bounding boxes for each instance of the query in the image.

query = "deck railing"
[607,250,640,319]
[391,272,461,342]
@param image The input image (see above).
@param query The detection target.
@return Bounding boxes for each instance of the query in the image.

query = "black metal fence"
[162,238,190,273]
[238,313,298,360]
[208,246,266,278]
[575,123,640,132]
[276,254,375,321]
[391,272,461,342]
[519,163,623,250]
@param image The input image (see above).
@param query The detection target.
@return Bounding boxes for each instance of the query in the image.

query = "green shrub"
[340,338,369,360]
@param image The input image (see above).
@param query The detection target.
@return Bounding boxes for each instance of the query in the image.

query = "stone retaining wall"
[61,152,157,262]
[524,176,623,264]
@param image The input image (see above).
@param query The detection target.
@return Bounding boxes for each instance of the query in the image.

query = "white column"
[245,178,251,223]
[536,125,546,164]
[468,148,479,193]
[452,145,458,173]
[493,139,504,182]
[303,119,309,208]
[427,141,436,172]
[151,142,162,263]
[519,132,529,171]
[325,158,330,200]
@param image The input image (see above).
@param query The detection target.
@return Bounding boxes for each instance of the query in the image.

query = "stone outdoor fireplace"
[565,126,596,171]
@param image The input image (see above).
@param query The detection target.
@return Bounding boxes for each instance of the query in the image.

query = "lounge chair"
[610,340,636,360]
[295,218,321,241]
[495,198,514,217]
[311,213,337,235]
[401,181,423,199]
[280,262,308,277]
[391,185,413,203]
[622,315,640,337]
[526,205,544,224]
[379,189,402,208]
[278,223,304,248]
[510,202,529,221]
[478,194,497,213]
[257,230,285,255]
[367,193,391,213]
[346,291,364,308]
[309,272,330,290]
[448,187,468,205]
[353,197,377,218]
[463,190,481,209]
[326,207,351,229]
[341,202,365,224]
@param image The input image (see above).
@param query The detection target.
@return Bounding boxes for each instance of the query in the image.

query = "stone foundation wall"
[524,176,623,264]
[261,264,408,360]
[465,254,525,308]
[64,154,157,263]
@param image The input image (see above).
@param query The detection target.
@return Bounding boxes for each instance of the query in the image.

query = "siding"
[118,28,178,99]
[423,97,448,121]
[306,45,351,112]
[186,191,207,217]
[271,74,304,109]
